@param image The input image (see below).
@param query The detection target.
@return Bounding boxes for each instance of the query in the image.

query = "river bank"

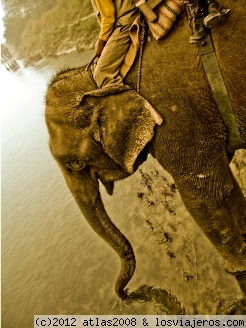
[3,1,99,68]
[20,36,96,68]
[20,10,98,67]
[19,37,96,68]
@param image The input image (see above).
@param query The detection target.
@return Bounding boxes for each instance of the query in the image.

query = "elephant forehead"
[48,121,89,160]
[45,84,83,125]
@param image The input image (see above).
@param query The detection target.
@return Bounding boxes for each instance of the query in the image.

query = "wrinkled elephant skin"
[45,0,246,299]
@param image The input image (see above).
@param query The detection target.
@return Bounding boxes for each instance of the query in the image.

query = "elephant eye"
[65,159,85,171]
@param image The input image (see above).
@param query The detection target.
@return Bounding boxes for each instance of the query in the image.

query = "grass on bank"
[16,0,99,62]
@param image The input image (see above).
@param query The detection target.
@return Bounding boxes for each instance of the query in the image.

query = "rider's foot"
[204,3,230,29]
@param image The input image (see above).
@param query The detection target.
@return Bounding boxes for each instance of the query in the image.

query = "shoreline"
[21,44,95,68]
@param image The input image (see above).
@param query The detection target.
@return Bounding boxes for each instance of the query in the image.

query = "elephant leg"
[224,177,246,295]
[227,173,246,238]
[156,143,246,276]
[174,175,246,276]
[183,193,245,273]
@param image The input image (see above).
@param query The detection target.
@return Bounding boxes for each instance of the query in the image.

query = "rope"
[137,16,147,94]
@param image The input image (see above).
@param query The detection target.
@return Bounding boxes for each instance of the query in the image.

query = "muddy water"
[2,51,245,328]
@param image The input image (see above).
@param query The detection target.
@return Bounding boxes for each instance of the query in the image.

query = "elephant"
[45,0,246,300]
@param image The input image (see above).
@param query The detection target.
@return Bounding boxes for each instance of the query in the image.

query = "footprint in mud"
[136,169,177,214]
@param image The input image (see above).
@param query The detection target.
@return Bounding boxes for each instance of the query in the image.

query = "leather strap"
[197,35,242,152]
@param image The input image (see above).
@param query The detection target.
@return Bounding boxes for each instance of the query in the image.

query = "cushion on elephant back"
[147,0,184,40]
[74,85,163,174]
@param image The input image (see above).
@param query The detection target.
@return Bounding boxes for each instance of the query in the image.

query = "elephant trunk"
[79,193,136,299]
[53,160,136,298]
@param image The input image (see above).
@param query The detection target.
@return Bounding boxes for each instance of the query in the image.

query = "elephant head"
[45,68,162,298]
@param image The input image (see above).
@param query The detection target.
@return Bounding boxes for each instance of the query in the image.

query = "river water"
[2,51,246,327]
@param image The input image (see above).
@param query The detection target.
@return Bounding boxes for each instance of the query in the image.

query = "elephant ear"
[75,86,163,174]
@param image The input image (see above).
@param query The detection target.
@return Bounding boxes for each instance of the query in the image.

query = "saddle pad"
[147,0,184,40]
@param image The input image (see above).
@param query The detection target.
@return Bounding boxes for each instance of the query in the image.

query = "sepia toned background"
[1,1,246,327]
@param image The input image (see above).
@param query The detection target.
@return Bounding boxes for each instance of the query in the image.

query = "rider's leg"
[189,0,208,44]
[188,0,230,43]
[94,24,132,89]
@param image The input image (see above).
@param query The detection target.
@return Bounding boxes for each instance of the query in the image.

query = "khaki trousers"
[94,24,132,88]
